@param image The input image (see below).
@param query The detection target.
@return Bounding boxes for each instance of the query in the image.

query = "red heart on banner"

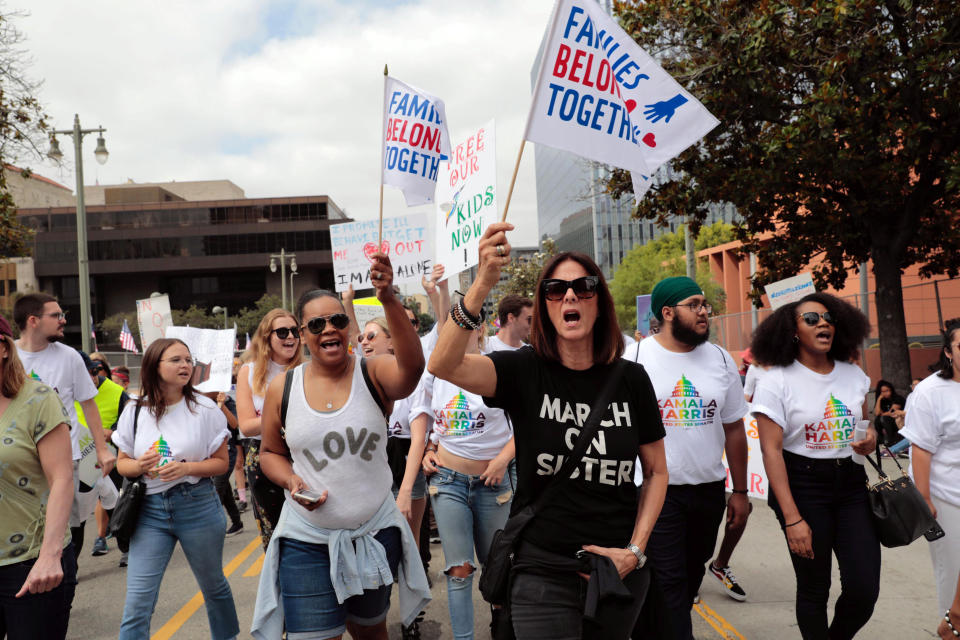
[642,132,657,147]
[363,241,389,262]
[625,99,638,113]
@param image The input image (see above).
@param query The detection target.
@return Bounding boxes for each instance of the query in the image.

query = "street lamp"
[269,249,297,313]
[48,114,108,353]
[212,306,228,330]
[290,270,299,310]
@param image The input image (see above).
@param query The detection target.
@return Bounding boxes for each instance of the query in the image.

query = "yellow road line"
[694,598,747,640]
[150,536,262,640]
[243,552,265,578]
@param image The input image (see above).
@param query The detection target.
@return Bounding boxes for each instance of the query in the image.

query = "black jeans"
[769,452,880,640]
[640,481,725,640]
[0,543,77,640]
[212,438,241,527]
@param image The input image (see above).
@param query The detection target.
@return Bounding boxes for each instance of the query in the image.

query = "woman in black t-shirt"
[873,379,905,447]
[429,223,668,640]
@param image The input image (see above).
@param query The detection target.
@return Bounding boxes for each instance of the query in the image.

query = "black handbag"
[864,444,942,547]
[108,404,146,545]
[479,360,626,606]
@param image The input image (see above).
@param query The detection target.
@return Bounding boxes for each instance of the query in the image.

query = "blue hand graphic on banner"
[643,94,689,123]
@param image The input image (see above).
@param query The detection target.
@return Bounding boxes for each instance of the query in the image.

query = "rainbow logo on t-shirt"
[149,436,174,476]
[803,394,856,450]
[435,390,486,436]
[28,370,41,381]
[659,375,716,428]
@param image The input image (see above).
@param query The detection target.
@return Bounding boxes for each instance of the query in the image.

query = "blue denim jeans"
[119,479,239,640]
[278,527,402,639]
[428,463,516,640]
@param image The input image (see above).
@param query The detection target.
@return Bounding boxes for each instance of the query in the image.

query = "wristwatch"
[625,544,647,570]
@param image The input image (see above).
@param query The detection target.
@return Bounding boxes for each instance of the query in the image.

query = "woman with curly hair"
[750,292,879,640]
[237,308,304,549]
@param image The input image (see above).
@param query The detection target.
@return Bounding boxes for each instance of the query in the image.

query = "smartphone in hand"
[293,489,324,504]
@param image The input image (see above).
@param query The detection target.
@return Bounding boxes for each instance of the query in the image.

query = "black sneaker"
[238,500,248,513]
[91,536,109,556]
[401,611,424,640]
[708,563,747,601]
[225,522,244,537]
[119,552,128,568]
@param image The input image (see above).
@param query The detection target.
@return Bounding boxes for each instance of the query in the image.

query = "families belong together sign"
[527,0,719,177]
[382,76,452,207]
[435,121,497,275]
[330,214,432,292]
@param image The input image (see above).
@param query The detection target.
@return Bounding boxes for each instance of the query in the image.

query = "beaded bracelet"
[449,305,473,331]
[457,299,483,327]
[945,611,959,637]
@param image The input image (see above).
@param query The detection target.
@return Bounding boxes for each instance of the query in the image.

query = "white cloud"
[12,0,553,249]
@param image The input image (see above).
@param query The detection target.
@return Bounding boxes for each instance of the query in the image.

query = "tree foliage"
[610,222,734,329]
[495,237,559,306]
[609,0,960,389]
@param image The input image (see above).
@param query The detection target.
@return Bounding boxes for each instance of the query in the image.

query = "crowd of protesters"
[1,223,958,640]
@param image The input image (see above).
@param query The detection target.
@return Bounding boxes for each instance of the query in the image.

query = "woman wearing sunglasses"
[750,292,879,639]
[252,253,430,640]
[236,308,304,550]
[428,224,668,640]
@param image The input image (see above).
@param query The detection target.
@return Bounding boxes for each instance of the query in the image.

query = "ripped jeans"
[429,462,516,640]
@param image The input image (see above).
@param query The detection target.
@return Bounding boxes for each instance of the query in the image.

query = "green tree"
[0,10,50,258]
[610,222,733,329]
[233,293,285,337]
[98,312,139,347]
[172,305,220,330]
[609,0,960,391]
[494,237,559,306]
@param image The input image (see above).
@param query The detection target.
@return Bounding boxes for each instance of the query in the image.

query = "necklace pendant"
[326,402,333,409]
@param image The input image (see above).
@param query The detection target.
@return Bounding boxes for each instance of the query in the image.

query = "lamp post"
[48,115,108,353]
[269,249,297,312]
[212,306,229,330]
[289,270,299,311]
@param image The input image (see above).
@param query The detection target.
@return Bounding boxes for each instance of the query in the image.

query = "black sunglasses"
[541,276,600,301]
[303,313,350,335]
[270,327,301,340]
[798,311,834,326]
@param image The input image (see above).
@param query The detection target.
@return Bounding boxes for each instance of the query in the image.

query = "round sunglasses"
[303,313,350,335]
[269,327,301,340]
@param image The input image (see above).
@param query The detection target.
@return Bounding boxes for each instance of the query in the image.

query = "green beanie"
[651,276,704,322]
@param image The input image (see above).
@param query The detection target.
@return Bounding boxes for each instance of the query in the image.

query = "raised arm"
[341,284,362,353]
[428,223,513,397]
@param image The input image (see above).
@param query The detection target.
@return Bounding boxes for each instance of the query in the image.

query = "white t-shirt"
[411,373,512,460]
[742,364,766,400]
[899,373,960,508]
[17,341,98,460]
[625,337,748,485]
[388,393,418,439]
[242,359,288,441]
[112,396,230,494]
[486,335,521,352]
[751,361,869,459]
[420,325,439,361]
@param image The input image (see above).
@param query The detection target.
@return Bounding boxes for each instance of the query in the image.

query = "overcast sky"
[10,0,554,248]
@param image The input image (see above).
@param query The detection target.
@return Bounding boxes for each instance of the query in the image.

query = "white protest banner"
[435,121,497,275]
[764,273,815,310]
[382,76,452,207]
[76,425,101,488]
[165,326,236,393]
[722,416,769,500]
[330,213,432,292]
[526,0,719,176]
[136,294,173,350]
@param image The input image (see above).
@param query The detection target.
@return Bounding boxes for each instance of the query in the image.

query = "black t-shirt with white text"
[484,346,665,556]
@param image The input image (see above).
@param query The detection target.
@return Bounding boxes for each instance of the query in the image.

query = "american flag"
[120,319,139,353]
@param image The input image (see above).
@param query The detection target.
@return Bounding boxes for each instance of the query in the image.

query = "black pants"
[641,481,726,640]
[769,452,880,640]
[875,415,902,447]
[0,543,77,640]
[212,440,242,527]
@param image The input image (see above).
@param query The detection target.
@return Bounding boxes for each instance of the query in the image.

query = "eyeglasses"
[162,356,194,366]
[672,302,713,315]
[358,330,382,343]
[41,312,67,321]
[798,311,834,326]
[541,276,600,301]
[270,327,300,340]
[303,313,350,335]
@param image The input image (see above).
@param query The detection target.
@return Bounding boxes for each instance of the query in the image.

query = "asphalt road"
[66,459,944,639]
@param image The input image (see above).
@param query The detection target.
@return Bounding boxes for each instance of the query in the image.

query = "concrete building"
[3,165,75,208]
[16,179,348,345]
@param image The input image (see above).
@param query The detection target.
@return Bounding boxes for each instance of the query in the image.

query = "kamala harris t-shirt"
[751,360,870,459]
[626,337,748,486]
[484,346,665,556]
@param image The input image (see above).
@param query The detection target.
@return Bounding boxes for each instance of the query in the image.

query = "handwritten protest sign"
[136,294,172,351]
[165,326,236,393]
[353,297,385,329]
[764,273,815,310]
[635,294,653,337]
[435,121,497,275]
[527,0,719,176]
[382,76,452,207]
[330,214,432,292]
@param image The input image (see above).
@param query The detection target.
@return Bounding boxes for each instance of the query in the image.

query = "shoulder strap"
[360,357,389,419]
[532,359,627,512]
[280,369,295,428]
[133,402,142,436]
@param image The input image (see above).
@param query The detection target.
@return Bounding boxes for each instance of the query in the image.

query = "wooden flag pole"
[378,64,388,248]
[499,139,526,223]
